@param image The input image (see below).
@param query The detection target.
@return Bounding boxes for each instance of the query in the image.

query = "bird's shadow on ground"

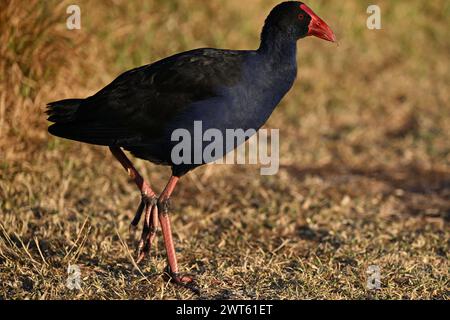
[280,163,450,221]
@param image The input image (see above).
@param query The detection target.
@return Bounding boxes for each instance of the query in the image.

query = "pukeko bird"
[47,1,335,290]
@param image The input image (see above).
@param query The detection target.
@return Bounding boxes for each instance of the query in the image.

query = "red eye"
[298,13,305,20]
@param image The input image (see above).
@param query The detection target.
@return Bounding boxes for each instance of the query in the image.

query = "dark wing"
[48,48,246,146]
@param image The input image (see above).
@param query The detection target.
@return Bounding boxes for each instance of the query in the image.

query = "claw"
[130,198,146,230]
[136,250,146,264]
[164,265,200,295]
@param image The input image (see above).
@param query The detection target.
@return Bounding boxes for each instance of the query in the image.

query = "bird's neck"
[257,25,298,66]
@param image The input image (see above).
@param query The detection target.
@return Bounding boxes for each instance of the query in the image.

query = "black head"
[263,1,336,42]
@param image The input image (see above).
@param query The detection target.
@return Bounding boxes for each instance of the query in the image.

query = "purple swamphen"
[47,1,336,290]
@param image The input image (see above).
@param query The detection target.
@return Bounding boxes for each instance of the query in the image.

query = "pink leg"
[110,149,198,293]
[109,147,158,262]
[109,147,156,199]
[158,176,198,290]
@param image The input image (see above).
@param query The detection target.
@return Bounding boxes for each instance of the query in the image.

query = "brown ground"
[0,0,448,299]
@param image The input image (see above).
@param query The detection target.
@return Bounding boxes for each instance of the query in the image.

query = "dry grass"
[0,0,449,300]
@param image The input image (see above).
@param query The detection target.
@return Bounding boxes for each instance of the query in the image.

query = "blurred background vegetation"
[0,0,448,299]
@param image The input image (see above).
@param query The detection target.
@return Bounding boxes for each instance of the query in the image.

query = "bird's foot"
[132,194,159,264]
[164,266,200,295]
[130,194,157,229]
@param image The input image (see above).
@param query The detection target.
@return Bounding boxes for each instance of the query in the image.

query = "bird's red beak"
[300,4,336,43]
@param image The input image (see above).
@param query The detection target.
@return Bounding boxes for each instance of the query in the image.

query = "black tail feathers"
[46,99,83,123]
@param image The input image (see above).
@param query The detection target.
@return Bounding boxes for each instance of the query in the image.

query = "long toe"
[130,199,146,231]
[164,266,200,294]
[135,202,159,264]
